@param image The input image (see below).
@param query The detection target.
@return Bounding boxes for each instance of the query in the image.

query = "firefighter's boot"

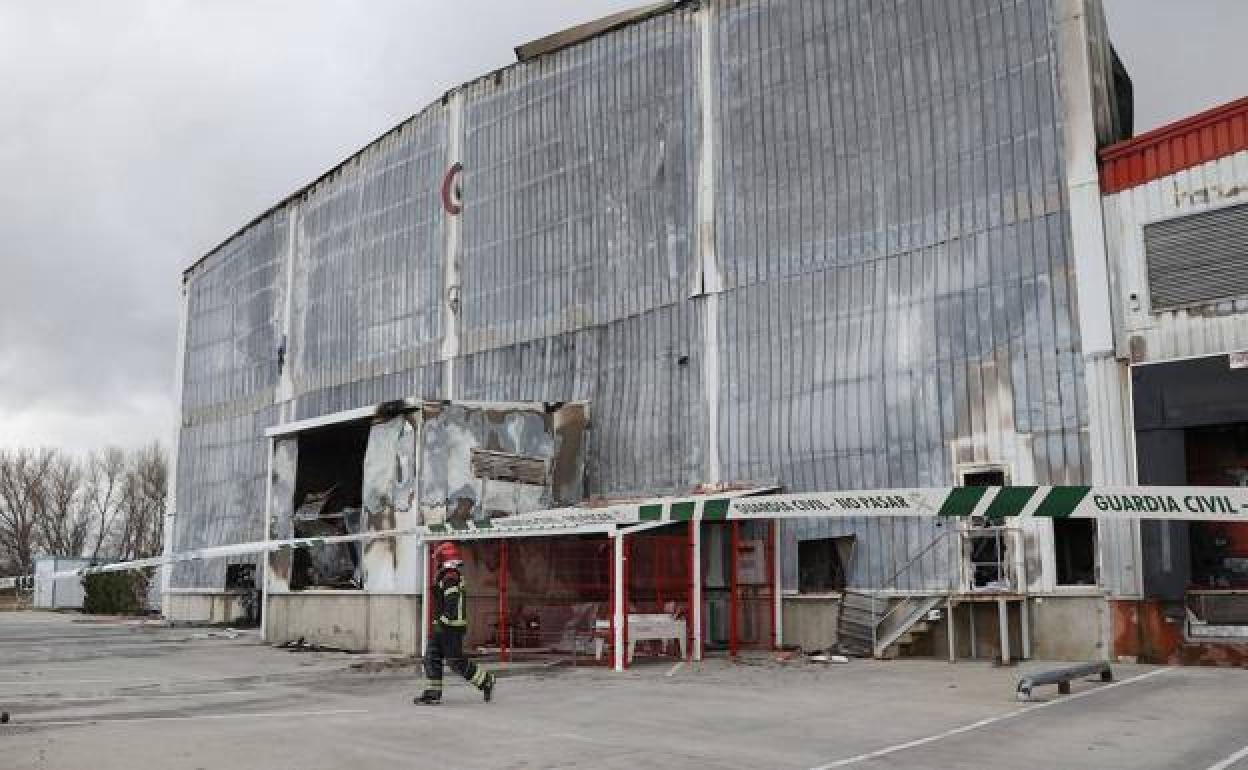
[414,689,442,705]
[482,672,496,703]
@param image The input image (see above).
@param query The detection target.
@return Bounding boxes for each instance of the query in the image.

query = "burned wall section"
[708,0,1089,590]
[419,402,588,525]
[454,6,706,497]
[174,214,287,590]
[289,108,449,419]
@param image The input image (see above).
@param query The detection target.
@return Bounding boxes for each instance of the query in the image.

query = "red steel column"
[767,521,777,650]
[608,536,616,668]
[498,540,509,662]
[730,521,740,657]
[623,536,631,668]
[655,537,663,610]
[687,521,695,660]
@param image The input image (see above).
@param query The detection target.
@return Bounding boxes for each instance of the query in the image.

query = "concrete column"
[419,540,430,658]
[998,598,1011,665]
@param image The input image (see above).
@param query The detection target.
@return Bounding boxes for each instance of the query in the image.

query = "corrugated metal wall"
[712,0,1088,590]
[456,5,706,496]
[290,108,449,419]
[1104,149,1248,364]
[176,215,287,588]
[177,0,1110,593]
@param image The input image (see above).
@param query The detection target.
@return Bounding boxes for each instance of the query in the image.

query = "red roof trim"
[1099,96,1248,195]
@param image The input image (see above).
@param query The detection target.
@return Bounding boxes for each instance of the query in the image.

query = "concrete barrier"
[1016,661,1113,701]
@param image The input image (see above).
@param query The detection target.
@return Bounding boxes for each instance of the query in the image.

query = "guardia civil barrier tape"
[640,485,1248,523]
[24,485,1248,584]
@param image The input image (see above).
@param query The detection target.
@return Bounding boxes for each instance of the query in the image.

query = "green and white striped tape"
[21,486,1248,582]
[639,486,1248,523]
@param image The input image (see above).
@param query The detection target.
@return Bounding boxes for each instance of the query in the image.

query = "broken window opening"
[290,421,371,591]
[962,468,1007,487]
[797,536,853,594]
[1054,518,1097,586]
[960,466,1011,589]
[225,564,256,591]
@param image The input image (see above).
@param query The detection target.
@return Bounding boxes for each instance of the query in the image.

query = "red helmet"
[433,541,462,568]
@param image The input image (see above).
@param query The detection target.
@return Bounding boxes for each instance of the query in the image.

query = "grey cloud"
[0,0,638,450]
[0,0,1243,451]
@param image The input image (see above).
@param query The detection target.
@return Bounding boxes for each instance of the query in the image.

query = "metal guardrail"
[1016,662,1112,701]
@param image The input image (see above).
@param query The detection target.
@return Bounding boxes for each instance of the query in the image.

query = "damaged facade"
[168,0,1167,659]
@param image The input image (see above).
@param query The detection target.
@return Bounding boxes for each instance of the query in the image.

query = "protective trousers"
[424,627,489,694]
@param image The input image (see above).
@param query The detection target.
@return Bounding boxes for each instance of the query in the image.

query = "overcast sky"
[0,1,1244,455]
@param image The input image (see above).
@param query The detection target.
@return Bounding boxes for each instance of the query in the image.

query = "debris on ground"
[190,628,240,640]
[278,637,354,654]
[807,651,850,664]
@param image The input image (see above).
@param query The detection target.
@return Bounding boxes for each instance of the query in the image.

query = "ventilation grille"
[471,449,547,486]
[1145,202,1248,311]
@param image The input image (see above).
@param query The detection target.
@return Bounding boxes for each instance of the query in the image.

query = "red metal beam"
[687,521,695,660]
[767,521,777,651]
[730,521,739,658]
[498,540,509,663]
[1100,96,1248,194]
[623,536,631,669]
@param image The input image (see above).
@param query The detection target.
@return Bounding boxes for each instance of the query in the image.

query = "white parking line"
[0,708,369,728]
[18,690,255,703]
[810,668,1173,769]
[1207,744,1248,770]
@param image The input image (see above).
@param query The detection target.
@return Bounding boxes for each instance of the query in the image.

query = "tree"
[36,452,91,559]
[85,447,126,562]
[0,444,170,574]
[0,448,54,574]
[115,443,167,561]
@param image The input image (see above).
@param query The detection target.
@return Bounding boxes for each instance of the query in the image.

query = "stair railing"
[870,528,960,655]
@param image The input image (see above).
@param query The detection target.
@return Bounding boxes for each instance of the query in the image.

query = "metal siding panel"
[1144,202,1248,311]
[289,109,447,411]
[714,0,1084,487]
[457,8,699,357]
[176,206,287,590]
[458,302,705,498]
[1100,97,1248,194]
[1106,149,1248,363]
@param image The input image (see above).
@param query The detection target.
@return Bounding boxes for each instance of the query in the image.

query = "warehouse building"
[166,0,1157,659]
[1099,96,1248,663]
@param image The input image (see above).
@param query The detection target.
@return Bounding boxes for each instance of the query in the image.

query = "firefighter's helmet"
[433,541,463,569]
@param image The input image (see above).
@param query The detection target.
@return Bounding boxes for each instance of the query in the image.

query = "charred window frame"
[958,464,1010,588]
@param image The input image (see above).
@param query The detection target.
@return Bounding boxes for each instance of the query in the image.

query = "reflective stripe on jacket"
[434,570,468,630]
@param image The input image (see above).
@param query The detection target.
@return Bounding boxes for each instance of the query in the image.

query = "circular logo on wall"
[441,162,463,215]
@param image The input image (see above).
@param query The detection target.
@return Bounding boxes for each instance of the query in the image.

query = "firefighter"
[415,541,496,705]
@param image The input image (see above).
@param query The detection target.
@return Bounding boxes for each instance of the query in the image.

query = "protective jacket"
[432,567,468,631]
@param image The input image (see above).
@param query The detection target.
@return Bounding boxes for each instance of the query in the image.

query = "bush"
[82,572,148,615]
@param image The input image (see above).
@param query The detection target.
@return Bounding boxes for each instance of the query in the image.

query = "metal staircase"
[836,527,956,658]
[835,523,1026,659]
[839,590,946,658]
